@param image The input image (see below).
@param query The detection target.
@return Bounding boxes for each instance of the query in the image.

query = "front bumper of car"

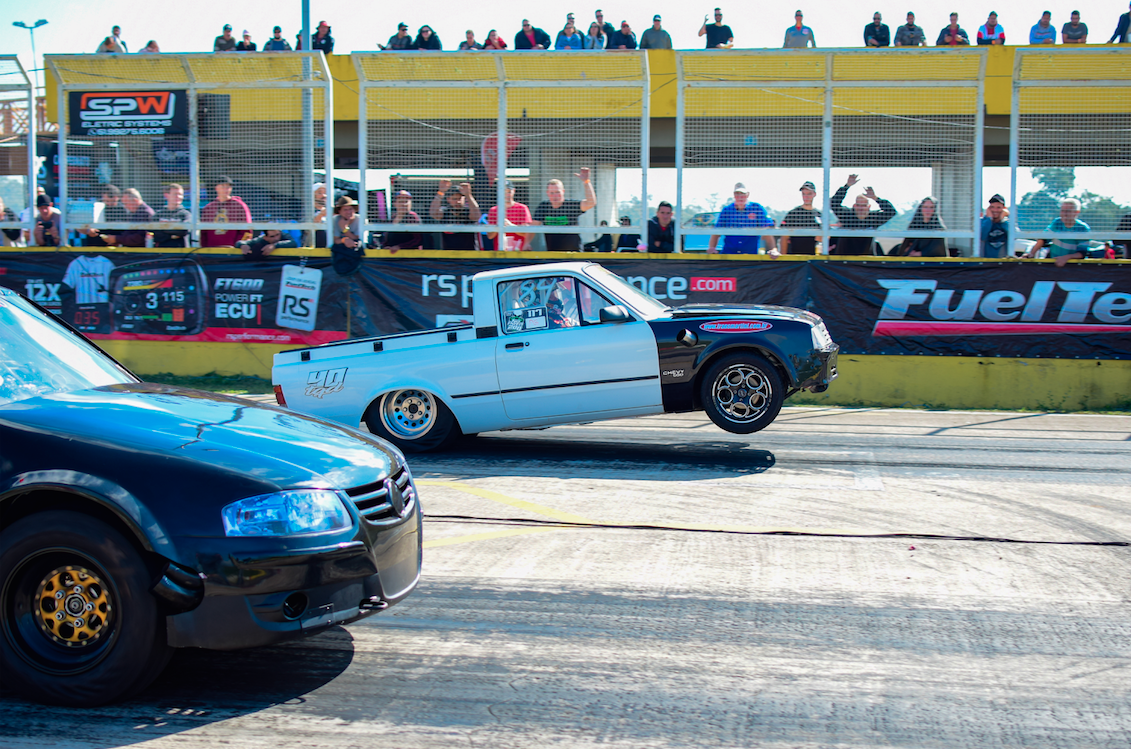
[795,344,839,393]
[164,479,422,650]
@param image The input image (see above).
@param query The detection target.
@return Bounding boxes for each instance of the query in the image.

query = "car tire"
[365,389,457,453]
[700,352,785,435]
[0,511,172,707]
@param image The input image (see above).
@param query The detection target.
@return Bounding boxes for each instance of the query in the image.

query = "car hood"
[667,303,821,325]
[3,383,399,491]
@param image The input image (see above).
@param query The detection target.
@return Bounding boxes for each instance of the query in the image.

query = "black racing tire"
[364,388,458,453]
[0,511,172,707]
[699,352,785,435]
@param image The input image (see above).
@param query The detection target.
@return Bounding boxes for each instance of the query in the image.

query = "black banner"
[69,90,189,137]
[3,251,1129,359]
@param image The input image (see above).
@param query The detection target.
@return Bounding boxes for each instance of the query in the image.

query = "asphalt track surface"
[3,407,1130,748]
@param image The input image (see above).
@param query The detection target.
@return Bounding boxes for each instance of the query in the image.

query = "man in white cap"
[708,183,776,254]
[641,15,673,48]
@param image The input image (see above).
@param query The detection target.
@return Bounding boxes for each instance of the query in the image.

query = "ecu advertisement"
[2,251,1128,360]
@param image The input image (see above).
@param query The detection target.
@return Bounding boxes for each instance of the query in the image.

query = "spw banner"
[3,251,347,345]
[69,90,189,137]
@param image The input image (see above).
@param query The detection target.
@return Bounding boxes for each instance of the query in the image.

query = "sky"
[3,0,1129,215]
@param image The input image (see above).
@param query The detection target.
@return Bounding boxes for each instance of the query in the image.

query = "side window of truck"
[497,277,581,333]
[578,283,615,326]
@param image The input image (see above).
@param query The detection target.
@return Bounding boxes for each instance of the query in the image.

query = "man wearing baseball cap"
[264,26,293,51]
[214,24,237,52]
[312,21,334,53]
[383,23,413,50]
[780,180,823,256]
[641,15,673,48]
[980,193,1010,258]
[709,182,776,255]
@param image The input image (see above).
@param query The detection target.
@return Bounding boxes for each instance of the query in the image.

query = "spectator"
[532,168,597,251]
[977,12,1005,44]
[214,24,237,52]
[484,30,508,49]
[384,191,424,249]
[1110,212,1131,259]
[0,197,20,247]
[647,202,675,253]
[1110,2,1131,43]
[615,216,641,251]
[383,23,413,50]
[429,180,481,250]
[307,182,328,247]
[460,30,484,50]
[894,12,927,46]
[830,174,896,255]
[784,10,817,48]
[708,183,776,255]
[110,25,128,53]
[414,25,442,50]
[979,194,1010,258]
[515,20,552,50]
[486,181,533,251]
[897,197,947,257]
[610,21,637,49]
[82,185,127,247]
[1023,198,1091,266]
[96,37,125,54]
[18,186,46,241]
[139,40,161,54]
[1030,11,1057,44]
[33,195,63,247]
[584,22,606,49]
[117,189,154,248]
[312,21,334,53]
[937,13,970,45]
[153,183,191,248]
[700,8,735,48]
[330,196,365,274]
[556,23,584,49]
[236,30,257,52]
[1062,11,1088,43]
[641,15,673,49]
[865,12,890,47]
[264,26,293,51]
[200,176,252,247]
[780,181,822,256]
[594,10,617,48]
[238,229,297,259]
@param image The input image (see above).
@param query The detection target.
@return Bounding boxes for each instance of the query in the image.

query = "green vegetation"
[137,372,274,395]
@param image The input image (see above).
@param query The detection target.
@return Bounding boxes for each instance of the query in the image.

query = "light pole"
[12,19,48,93]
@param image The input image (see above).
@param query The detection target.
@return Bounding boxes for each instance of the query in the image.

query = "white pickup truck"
[273,262,838,451]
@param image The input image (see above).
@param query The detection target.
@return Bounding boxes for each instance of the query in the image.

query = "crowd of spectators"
[91,4,1131,56]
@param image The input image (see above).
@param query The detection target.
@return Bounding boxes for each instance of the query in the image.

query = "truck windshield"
[0,289,135,406]
[583,266,671,319]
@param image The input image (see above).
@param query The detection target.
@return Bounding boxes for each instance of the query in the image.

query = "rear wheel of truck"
[365,389,457,452]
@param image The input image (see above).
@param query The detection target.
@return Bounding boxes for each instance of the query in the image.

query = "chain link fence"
[44,53,331,247]
[0,56,36,243]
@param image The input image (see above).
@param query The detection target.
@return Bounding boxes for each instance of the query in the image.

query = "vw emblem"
[384,478,406,517]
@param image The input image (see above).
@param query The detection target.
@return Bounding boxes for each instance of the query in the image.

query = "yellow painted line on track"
[423,527,560,549]
[417,479,595,525]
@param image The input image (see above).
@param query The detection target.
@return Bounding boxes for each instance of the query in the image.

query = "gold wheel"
[34,565,113,648]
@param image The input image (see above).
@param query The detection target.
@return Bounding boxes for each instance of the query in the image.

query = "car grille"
[346,466,415,524]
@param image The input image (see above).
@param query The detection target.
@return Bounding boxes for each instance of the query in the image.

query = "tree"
[1031,167,1075,200]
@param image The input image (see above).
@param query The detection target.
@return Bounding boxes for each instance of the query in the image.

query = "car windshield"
[583,265,671,319]
[0,289,135,406]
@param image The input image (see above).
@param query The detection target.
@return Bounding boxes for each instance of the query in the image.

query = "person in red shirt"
[200,176,252,247]
[486,181,533,251]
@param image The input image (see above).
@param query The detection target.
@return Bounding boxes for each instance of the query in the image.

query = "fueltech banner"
[808,262,1131,359]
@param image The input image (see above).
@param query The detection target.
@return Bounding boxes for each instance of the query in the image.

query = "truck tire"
[699,353,785,435]
[0,511,172,707]
[365,388,457,452]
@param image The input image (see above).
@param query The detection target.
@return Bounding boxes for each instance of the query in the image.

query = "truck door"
[494,274,662,422]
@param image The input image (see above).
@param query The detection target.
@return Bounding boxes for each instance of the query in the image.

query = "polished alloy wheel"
[381,389,437,439]
[711,364,772,423]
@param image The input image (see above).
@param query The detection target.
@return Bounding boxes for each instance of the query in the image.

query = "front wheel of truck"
[365,389,457,452]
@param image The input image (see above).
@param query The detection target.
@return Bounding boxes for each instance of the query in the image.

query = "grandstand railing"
[0,56,36,241]
[44,53,332,244]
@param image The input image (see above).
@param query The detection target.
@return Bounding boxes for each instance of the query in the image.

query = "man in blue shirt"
[784,10,817,48]
[979,194,1010,257]
[1030,11,1057,43]
[1024,198,1092,267]
[708,183,776,255]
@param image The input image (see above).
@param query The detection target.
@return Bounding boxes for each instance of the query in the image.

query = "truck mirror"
[598,305,631,323]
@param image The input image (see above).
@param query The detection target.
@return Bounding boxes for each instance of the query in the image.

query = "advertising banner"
[1,251,346,345]
[68,90,189,137]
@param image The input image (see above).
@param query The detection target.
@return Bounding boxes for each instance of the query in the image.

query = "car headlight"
[221,490,353,537]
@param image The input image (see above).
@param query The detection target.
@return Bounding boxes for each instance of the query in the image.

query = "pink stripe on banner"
[873,321,1131,337]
